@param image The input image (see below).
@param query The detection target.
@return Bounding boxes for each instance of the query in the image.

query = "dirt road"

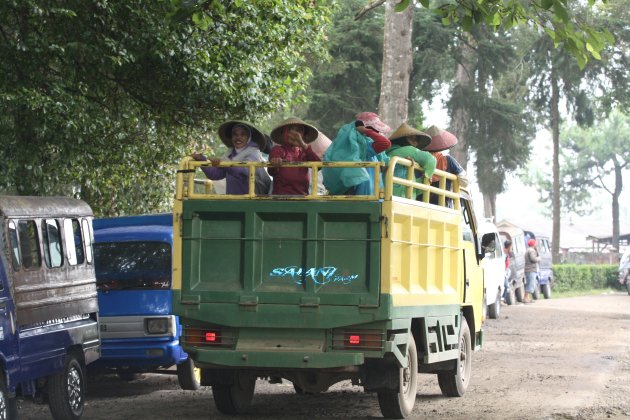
[19,292,630,419]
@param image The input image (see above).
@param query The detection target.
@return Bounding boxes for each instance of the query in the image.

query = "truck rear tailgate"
[180,200,381,307]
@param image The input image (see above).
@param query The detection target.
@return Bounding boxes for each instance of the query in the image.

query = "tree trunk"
[550,66,561,264]
[378,0,413,133]
[612,157,622,250]
[449,34,477,170]
[483,193,496,220]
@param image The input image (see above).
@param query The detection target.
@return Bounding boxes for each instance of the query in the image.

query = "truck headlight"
[145,317,172,335]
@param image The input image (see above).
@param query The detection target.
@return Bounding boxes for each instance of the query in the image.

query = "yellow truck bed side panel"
[381,199,464,307]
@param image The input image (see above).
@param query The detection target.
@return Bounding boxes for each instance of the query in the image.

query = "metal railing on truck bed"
[175,156,461,208]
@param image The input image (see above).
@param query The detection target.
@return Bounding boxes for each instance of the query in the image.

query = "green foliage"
[303,0,382,137]
[407,0,615,69]
[0,0,333,215]
[553,264,620,292]
[411,9,534,199]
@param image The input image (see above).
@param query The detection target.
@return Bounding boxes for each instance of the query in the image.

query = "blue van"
[0,195,100,419]
[90,214,199,389]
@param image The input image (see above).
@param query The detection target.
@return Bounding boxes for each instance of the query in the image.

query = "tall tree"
[560,111,630,249]
[378,0,414,131]
[523,0,630,262]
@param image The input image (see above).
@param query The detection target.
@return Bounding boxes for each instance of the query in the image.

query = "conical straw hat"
[423,125,458,152]
[389,123,432,149]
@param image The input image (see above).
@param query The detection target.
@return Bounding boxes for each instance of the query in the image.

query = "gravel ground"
[17,292,630,419]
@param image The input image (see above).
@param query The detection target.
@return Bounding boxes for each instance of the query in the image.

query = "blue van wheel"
[48,355,85,420]
[0,375,17,420]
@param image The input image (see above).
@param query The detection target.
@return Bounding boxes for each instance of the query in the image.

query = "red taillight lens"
[184,327,221,345]
[332,329,385,351]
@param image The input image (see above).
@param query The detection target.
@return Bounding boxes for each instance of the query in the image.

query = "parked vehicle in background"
[0,195,101,419]
[523,230,553,299]
[619,249,630,295]
[478,219,506,319]
[91,214,200,390]
[496,220,526,305]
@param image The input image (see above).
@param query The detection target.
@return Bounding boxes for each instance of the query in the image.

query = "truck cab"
[90,214,200,389]
[0,195,100,419]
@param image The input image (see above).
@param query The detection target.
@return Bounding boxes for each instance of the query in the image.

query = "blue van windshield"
[94,241,171,290]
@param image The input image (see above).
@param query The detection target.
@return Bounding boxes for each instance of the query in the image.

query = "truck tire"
[377,335,418,419]
[0,376,17,420]
[438,317,472,397]
[212,371,256,414]
[515,285,524,303]
[48,355,86,420]
[177,357,201,390]
[487,290,501,319]
[542,283,552,299]
[626,281,630,296]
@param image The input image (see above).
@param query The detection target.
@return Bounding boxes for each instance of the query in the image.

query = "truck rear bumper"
[91,338,188,369]
[189,348,365,369]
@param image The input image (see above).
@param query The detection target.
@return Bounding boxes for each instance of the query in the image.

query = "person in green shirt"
[386,123,436,199]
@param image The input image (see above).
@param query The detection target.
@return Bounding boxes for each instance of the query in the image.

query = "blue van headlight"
[144,316,175,335]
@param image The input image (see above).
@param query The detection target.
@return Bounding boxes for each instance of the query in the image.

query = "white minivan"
[479,219,507,319]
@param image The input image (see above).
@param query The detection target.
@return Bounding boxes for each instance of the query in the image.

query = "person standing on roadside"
[524,238,540,304]
[502,239,512,303]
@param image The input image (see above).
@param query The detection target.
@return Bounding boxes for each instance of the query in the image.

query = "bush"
[553,264,619,292]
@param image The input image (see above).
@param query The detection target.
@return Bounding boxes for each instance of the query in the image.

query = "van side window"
[481,233,499,258]
[63,219,85,265]
[8,220,21,271]
[82,219,93,264]
[42,219,64,268]
[18,220,41,270]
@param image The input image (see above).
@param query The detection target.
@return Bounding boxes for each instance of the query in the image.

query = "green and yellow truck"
[172,157,485,419]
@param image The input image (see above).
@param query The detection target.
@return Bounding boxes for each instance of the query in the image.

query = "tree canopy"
[377,0,614,69]
[0,0,333,215]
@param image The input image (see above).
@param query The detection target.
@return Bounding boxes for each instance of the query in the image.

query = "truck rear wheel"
[377,335,418,419]
[515,285,524,303]
[212,372,256,414]
[177,357,201,390]
[0,375,17,420]
[438,317,471,397]
[48,355,86,420]
[542,283,552,299]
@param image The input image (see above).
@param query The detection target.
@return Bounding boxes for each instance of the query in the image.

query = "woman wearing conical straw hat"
[268,117,321,195]
[192,120,271,194]
[422,125,468,206]
[386,123,436,199]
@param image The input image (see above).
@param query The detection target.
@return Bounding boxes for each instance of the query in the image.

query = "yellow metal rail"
[175,156,460,208]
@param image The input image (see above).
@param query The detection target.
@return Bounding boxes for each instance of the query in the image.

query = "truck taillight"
[332,329,385,351]
[182,325,235,348]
